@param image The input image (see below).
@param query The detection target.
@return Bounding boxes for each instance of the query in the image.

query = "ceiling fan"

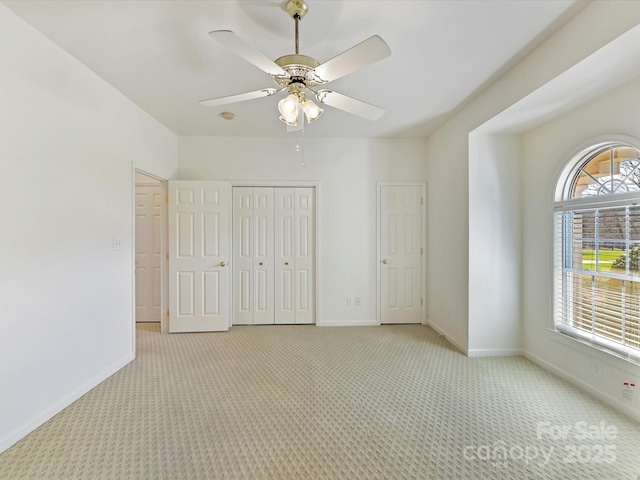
[200,0,391,127]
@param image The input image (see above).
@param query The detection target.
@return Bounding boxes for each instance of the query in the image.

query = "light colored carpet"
[1,324,640,479]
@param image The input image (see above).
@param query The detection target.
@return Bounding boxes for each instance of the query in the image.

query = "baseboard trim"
[524,350,640,423]
[425,319,468,355]
[468,348,524,357]
[316,320,378,327]
[0,353,135,454]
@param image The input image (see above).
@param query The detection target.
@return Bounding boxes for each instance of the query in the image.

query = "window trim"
[560,142,622,200]
[554,135,640,201]
[547,327,640,374]
[555,190,640,212]
[553,137,640,365]
[556,322,640,364]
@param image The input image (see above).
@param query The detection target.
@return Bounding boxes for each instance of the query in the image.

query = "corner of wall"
[426,318,469,356]
[0,354,134,453]
[524,349,640,423]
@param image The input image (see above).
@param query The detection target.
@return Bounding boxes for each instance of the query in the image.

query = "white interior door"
[135,184,162,322]
[380,185,423,324]
[169,181,229,332]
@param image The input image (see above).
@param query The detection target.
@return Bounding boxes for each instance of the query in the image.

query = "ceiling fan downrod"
[285,0,308,54]
[295,14,299,54]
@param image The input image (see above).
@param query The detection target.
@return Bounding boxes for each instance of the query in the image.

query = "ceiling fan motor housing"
[272,54,325,90]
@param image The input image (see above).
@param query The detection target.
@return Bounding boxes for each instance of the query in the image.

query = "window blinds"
[554,205,640,363]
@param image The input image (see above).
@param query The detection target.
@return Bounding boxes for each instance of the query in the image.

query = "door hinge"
[421,298,423,306]
[421,197,424,205]
[166,252,169,260]
[166,195,169,204]
[421,247,423,255]
[166,309,170,317]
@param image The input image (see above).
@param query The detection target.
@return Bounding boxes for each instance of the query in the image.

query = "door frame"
[134,169,169,333]
[376,182,427,325]
[229,180,320,327]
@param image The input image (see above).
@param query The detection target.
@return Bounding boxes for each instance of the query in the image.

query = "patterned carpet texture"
[1,323,640,479]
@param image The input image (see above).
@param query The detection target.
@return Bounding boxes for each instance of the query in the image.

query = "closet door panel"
[295,188,315,324]
[233,188,254,325]
[253,188,274,324]
[274,188,296,324]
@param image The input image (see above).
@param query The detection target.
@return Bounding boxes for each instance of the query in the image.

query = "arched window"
[554,141,640,363]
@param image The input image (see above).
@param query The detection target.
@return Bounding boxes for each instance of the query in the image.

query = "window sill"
[547,327,640,372]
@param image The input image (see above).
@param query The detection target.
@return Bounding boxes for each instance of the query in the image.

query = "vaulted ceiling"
[3,0,587,138]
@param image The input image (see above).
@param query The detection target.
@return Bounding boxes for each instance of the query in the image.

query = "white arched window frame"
[554,140,640,364]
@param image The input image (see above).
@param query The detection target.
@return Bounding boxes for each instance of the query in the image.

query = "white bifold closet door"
[274,188,314,324]
[233,187,315,325]
[233,187,274,325]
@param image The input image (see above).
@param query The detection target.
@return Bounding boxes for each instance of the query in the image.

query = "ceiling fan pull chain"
[296,129,305,168]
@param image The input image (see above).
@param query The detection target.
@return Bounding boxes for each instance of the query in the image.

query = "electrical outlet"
[591,362,602,379]
[346,297,353,306]
[355,297,361,306]
[623,382,636,401]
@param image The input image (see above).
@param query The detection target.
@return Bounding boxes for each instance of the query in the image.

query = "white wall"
[424,0,640,418]
[178,136,428,326]
[5,0,640,453]
[0,5,177,452]
[521,77,640,420]
[468,133,522,356]
[425,1,640,354]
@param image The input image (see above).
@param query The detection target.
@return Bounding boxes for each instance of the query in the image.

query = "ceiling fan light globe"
[278,94,299,116]
[279,113,298,126]
[302,99,323,123]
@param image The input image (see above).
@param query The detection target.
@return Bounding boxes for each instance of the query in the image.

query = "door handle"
[382,259,389,264]
[219,261,227,267]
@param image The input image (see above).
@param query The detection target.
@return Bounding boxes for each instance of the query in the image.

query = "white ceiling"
[3,0,587,138]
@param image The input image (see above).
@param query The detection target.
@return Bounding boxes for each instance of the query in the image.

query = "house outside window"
[554,141,640,363]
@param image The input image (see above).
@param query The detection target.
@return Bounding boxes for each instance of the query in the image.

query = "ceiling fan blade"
[209,30,287,76]
[315,90,385,121]
[311,35,391,83]
[199,88,277,107]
